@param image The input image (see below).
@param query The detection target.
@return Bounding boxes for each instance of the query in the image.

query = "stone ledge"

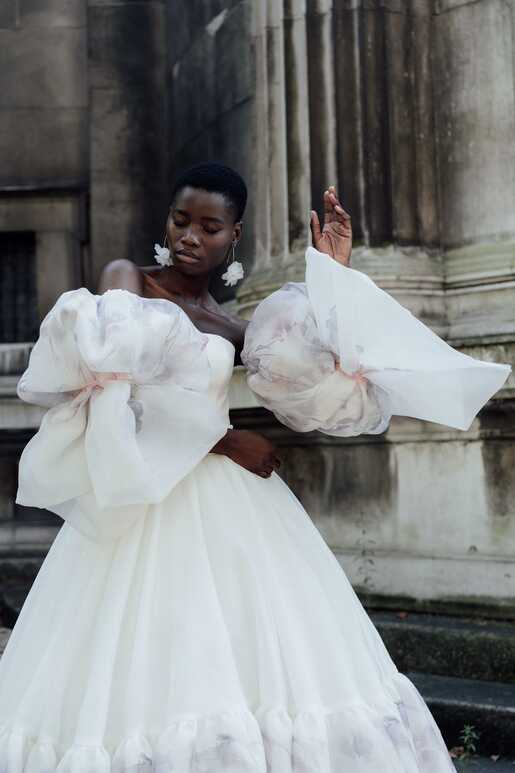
[0,343,32,376]
[335,550,515,611]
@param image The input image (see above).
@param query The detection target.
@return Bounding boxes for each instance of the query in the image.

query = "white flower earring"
[221,240,244,287]
[154,232,173,267]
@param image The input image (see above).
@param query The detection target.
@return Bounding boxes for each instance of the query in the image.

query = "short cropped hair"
[171,162,247,222]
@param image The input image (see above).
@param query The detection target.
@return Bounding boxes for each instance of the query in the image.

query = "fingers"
[329,186,351,220]
[323,188,333,215]
[310,210,322,245]
[258,455,281,478]
[324,185,351,224]
[318,188,351,239]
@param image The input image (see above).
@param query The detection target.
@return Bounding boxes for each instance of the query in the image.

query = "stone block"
[89,179,165,281]
[90,87,167,222]
[214,2,253,115]
[36,231,81,319]
[19,0,85,27]
[0,0,18,29]
[0,347,31,377]
[90,89,134,181]
[0,108,87,185]
[88,2,166,90]
[446,281,515,341]
[170,1,253,152]
[171,33,217,150]
[0,396,44,430]
[0,27,87,109]
[0,460,17,521]
[167,0,241,63]
[0,196,81,234]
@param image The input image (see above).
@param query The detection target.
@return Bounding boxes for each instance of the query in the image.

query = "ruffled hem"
[0,673,454,772]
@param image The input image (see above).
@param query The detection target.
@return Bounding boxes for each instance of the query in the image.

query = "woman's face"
[166,186,242,276]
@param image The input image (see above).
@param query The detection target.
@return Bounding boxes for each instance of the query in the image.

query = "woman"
[0,162,510,772]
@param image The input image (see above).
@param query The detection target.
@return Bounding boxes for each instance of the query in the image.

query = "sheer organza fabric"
[0,452,455,773]
[241,280,391,436]
[242,246,510,434]
[16,288,231,542]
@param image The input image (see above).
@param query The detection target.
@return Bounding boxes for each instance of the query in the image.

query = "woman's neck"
[157,265,211,304]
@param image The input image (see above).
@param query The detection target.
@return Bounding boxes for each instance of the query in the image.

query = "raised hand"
[309,186,352,266]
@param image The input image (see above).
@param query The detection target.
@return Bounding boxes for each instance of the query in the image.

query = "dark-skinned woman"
[3,162,509,772]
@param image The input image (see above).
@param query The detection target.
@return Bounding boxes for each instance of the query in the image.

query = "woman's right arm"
[97,259,143,294]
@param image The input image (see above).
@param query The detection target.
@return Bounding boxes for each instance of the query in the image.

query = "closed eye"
[172,218,220,235]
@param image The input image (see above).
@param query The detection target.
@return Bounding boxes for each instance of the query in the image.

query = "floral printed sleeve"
[241,247,511,436]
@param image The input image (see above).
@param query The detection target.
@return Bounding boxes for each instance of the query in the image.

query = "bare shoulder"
[97,259,143,294]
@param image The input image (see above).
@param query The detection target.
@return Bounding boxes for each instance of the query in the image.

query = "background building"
[1,0,514,619]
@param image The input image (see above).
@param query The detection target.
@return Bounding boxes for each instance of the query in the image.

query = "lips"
[175,251,200,264]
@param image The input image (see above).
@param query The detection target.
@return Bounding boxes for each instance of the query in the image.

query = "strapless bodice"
[141,270,236,411]
[203,334,236,415]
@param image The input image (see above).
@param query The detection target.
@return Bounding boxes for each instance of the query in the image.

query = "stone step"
[372,610,515,683]
[407,671,515,758]
[454,758,515,771]
[0,585,29,628]
[0,627,11,656]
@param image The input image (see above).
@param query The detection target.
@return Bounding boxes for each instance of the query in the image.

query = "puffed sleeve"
[16,288,230,543]
[241,246,511,435]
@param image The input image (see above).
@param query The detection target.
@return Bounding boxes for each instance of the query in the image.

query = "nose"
[181,226,201,247]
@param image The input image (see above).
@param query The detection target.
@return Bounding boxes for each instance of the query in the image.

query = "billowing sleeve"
[241,246,511,435]
[16,288,230,543]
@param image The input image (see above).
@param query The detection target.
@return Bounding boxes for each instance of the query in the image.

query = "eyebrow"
[173,208,225,225]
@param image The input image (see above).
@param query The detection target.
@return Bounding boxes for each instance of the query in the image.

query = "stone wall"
[87,0,169,284]
[220,0,515,613]
[0,0,88,188]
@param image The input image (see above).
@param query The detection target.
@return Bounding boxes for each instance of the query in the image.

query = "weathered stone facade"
[0,0,514,613]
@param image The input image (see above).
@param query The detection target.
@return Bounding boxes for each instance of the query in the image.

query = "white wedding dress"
[0,247,510,772]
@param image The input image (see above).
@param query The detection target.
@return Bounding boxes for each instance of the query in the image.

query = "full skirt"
[0,454,455,772]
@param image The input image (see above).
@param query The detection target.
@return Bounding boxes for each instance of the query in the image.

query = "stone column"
[306,0,338,218]
[267,0,289,266]
[433,0,515,342]
[284,0,312,254]
[237,0,312,314]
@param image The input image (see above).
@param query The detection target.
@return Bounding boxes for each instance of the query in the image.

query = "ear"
[233,220,243,243]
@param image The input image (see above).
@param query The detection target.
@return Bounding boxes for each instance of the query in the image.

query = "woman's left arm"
[240,186,511,435]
